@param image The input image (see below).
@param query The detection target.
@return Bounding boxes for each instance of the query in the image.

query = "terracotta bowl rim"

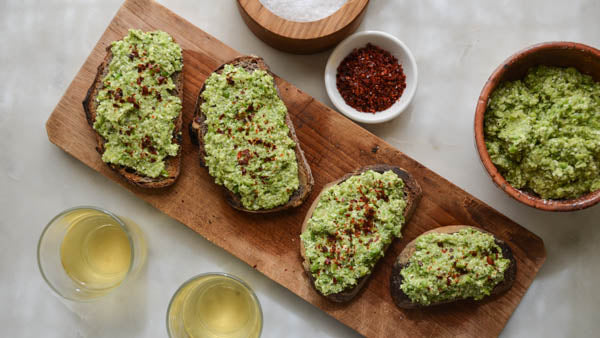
[474,41,600,212]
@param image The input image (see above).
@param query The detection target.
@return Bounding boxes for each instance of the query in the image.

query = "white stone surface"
[1,0,600,337]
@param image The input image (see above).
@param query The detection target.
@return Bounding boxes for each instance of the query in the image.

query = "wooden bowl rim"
[474,41,600,212]
[237,0,369,40]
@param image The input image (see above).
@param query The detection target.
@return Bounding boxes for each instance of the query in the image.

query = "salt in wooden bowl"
[237,0,369,54]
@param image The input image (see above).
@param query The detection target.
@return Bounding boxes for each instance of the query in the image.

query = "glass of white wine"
[167,273,263,338]
[37,206,146,301]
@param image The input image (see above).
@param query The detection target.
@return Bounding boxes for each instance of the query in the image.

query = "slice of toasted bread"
[300,164,423,303]
[189,56,313,213]
[390,225,517,309]
[83,42,183,189]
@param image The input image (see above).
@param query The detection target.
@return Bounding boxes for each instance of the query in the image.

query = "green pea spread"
[93,29,182,178]
[201,64,299,210]
[484,65,600,199]
[400,228,510,305]
[300,170,407,295]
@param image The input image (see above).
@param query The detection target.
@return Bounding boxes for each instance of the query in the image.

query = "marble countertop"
[2,0,600,337]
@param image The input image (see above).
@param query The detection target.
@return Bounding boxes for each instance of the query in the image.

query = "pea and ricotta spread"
[400,228,510,305]
[300,170,407,295]
[201,64,299,210]
[484,65,600,199]
[93,29,182,178]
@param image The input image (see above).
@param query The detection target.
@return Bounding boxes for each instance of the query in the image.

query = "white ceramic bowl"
[325,31,418,124]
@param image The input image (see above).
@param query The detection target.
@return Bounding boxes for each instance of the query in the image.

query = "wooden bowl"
[237,0,369,54]
[474,41,600,211]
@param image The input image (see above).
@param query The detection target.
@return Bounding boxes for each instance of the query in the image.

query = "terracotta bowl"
[474,42,600,211]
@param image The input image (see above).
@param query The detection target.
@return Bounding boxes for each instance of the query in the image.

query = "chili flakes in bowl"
[336,43,406,113]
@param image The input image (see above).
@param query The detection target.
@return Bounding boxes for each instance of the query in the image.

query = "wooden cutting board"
[45,0,546,336]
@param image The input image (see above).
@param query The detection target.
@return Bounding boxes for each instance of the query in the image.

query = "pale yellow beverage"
[168,274,262,338]
[60,209,132,290]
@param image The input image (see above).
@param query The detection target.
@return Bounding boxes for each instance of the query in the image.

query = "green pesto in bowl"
[484,65,600,199]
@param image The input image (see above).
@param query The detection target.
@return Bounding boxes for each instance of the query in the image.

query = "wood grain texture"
[45,1,546,336]
[237,0,369,54]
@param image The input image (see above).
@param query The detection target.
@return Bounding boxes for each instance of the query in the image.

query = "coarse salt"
[259,0,348,22]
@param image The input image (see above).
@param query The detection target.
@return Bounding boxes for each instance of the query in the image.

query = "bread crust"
[189,55,314,213]
[82,41,183,189]
[300,164,423,303]
[389,225,517,309]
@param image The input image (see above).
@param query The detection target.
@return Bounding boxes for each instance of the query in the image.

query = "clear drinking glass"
[167,273,263,338]
[37,206,146,301]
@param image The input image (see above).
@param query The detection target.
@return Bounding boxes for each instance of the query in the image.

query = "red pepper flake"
[136,76,143,85]
[156,92,162,102]
[333,277,338,284]
[114,88,123,101]
[157,76,166,85]
[126,95,139,109]
[237,149,251,166]
[486,256,495,266]
[141,135,151,147]
[137,63,146,73]
[375,189,389,202]
[336,43,406,113]
[149,64,161,74]
[142,86,149,96]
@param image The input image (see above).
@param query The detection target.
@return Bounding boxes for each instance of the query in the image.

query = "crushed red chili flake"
[237,149,251,166]
[336,43,406,113]
[114,88,123,101]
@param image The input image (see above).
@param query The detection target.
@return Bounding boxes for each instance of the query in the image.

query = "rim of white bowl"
[324,30,418,124]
